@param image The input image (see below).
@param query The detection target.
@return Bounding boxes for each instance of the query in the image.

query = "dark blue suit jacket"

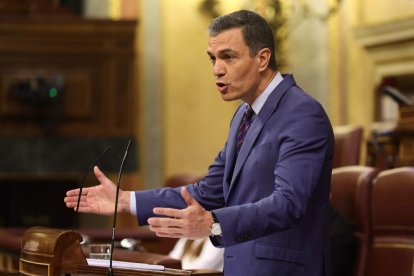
[136,74,334,276]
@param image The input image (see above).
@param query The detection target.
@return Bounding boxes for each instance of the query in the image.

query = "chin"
[221,97,238,102]
[221,93,239,102]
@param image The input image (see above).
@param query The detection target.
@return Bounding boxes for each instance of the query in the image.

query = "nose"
[213,59,225,78]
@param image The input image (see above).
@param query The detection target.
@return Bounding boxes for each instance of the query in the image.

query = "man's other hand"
[147,187,213,239]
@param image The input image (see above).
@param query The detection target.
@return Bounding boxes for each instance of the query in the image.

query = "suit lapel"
[224,106,244,187]
[228,75,296,193]
[229,112,264,190]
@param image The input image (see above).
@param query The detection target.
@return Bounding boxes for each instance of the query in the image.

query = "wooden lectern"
[20,226,87,276]
[19,227,221,276]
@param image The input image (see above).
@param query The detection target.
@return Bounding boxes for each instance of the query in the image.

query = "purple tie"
[236,105,255,153]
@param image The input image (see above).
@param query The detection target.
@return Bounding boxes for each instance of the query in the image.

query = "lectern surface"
[63,263,221,275]
[63,263,192,275]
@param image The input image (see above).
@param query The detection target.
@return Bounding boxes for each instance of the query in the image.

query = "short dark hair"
[208,10,277,71]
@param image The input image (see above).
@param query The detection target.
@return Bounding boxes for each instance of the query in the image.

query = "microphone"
[73,146,112,228]
[108,139,132,276]
[383,86,414,106]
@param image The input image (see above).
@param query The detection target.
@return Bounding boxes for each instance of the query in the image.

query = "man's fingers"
[153,207,183,218]
[65,196,88,207]
[149,224,184,238]
[64,188,88,204]
[148,217,183,228]
[66,188,81,197]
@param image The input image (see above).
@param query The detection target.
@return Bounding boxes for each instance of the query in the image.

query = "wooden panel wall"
[0,17,136,136]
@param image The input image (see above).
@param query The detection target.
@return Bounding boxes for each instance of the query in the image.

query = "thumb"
[181,186,199,207]
[94,166,111,185]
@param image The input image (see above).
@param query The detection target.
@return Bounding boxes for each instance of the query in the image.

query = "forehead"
[207,28,248,54]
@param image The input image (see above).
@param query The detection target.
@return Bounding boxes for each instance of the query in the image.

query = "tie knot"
[236,105,255,153]
[245,106,255,121]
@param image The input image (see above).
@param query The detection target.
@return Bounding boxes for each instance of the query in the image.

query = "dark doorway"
[0,177,78,228]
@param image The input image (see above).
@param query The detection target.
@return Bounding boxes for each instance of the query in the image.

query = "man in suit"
[65,10,334,275]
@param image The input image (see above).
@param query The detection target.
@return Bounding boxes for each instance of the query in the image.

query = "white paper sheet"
[86,258,165,271]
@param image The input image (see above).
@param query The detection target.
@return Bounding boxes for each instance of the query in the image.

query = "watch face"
[211,223,222,236]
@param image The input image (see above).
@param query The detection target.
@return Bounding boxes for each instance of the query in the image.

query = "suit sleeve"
[135,144,227,226]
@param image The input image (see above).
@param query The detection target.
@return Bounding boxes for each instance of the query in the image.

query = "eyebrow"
[207,48,237,56]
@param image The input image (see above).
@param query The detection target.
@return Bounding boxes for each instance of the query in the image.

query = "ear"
[256,48,271,72]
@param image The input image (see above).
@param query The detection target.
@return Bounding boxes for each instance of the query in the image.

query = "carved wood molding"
[355,17,414,48]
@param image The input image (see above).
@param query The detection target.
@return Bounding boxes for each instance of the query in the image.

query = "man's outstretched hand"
[64,166,130,215]
[147,187,213,239]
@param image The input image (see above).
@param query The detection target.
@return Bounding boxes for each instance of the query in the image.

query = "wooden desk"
[19,227,221,276]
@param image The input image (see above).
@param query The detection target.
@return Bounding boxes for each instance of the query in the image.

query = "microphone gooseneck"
[73,146,112,229]
[108,139,132,276]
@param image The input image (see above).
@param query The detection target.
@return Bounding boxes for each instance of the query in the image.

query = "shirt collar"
[249,72,283,115]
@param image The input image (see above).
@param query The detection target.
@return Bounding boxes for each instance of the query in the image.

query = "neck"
[245,69,278,105]
[259,69,277,92]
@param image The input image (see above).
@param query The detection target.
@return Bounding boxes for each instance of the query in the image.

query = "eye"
[209,56,216,65]
[223,54,234,62]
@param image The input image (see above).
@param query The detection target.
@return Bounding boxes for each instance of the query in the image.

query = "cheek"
[231,65,257,85]
[239,61,259,80]
[235,72,259,92]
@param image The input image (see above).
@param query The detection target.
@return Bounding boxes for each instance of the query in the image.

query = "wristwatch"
[210,212,222,236]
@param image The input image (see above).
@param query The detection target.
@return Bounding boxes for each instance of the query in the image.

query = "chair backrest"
[333,126,364,168]
[366,167,414,276]
[330,166,379,276]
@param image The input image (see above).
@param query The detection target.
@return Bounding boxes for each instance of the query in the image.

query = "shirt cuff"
[130,192,137,215]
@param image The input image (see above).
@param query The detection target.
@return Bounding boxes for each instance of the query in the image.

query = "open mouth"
[216,82,228,92]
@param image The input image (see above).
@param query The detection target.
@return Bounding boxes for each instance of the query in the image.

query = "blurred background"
[1,0,414,229]
[1,1,414,275]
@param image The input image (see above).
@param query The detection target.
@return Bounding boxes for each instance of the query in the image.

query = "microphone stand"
[108,139,132,276]
[73,146,112,229]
